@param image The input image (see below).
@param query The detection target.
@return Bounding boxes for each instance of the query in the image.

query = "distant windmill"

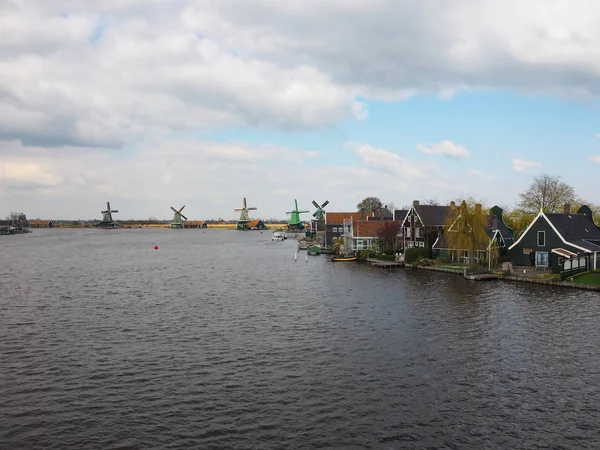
[95,201,120,228]
[286,199,309,233]
[235,197,257,230]
[311,199,329,234]
[170,205,188,229]
[312,200,329,221]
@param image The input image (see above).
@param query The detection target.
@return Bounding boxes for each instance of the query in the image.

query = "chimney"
[413,200,420,206]
[475,203,482,215]
[450,201,456,208]
[564,203,571,214]
[360,209,366,220]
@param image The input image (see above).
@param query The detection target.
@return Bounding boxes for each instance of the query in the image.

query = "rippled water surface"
[2,228,600,449]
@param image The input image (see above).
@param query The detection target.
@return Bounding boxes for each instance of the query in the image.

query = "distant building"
[247,219,267,230]
[325,212,363,247]
[186,221,208,228]
[29,220,53,228]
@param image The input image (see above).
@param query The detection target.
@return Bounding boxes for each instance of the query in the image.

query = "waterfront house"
[343,218,403,252]
[432,205,514,263]
[398,200,453,250]
[325,212,363,247]
[186,221,208,228]
[508,204,600,273]
[247,219,267,230]
[28,220,53,228]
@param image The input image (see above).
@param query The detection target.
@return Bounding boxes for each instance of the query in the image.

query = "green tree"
[445,199,490,265]
[356,196,382,214]
[502,206,535,239]
[518,174,576,213]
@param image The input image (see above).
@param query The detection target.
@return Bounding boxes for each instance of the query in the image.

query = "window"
[523,248,532,255]
[332,227,338,233]
[415,227,421,238]
[537,231,545,246]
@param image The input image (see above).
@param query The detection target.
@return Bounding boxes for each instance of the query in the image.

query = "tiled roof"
[326,211,362,225]
[546,213,600,252]
[394,210,408,221]
[28,220,52,225]
[353,220,403,237]
[187,221,206,226]
[247,219,262,227]
[415,204,453,226]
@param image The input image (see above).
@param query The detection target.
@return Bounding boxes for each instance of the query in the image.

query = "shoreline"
[413,264,600,292]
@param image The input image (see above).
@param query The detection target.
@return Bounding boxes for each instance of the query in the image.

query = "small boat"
[307,244,321,255]
[331,255,358,262]
[272,231,285,241]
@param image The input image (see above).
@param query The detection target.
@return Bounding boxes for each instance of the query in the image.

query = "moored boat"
[331,255,358,262]
[307,244,321,255]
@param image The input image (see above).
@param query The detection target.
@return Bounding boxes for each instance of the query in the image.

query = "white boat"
[272,231,285,241]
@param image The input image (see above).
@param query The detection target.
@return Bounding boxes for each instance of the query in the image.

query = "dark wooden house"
[398,200,453,250]
[508,204,600,274]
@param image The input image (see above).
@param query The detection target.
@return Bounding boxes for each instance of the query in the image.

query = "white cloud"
[1,1,599,218]
[417,141,470,159]
[512,158,542,173]
[1,1,600,148]
[589,155,600,164]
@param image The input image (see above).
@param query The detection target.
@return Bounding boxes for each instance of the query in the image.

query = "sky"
[1,0,599,221]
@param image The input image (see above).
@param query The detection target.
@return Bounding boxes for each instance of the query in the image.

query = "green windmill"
[311,199,329,234]
[312,200,329,221]
[169,205,188,229]
[286,199,309,233]
[235,197,257,230]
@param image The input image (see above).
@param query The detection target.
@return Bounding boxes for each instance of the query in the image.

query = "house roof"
[353,220,403,238]
[187,221,206,226]
[326,211,362,225]
[551,248,579,258]
[414,204,453,226]
[394,209,408,221]
[29,220,52,225]
[486,215,514,241]
[545,213,600,252]
[509,210,600,253]
[247,219,263,227]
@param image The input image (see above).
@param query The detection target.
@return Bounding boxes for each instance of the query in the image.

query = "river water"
[1,228,599,449]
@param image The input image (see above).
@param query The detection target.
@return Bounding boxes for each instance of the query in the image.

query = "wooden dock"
[367,258,404,268]
[464,274,499,281]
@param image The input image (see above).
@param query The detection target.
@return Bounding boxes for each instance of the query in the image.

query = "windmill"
[170,205,188,228]
[311,199,329,235]
[235,197,257,230]
[286,199,309,233]
[312,200,329,221]
[95,201,120,228]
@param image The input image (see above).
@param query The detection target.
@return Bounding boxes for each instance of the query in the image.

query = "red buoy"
[154,245,159,250]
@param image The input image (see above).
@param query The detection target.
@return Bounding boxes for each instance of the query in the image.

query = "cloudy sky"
[1,0,599,221]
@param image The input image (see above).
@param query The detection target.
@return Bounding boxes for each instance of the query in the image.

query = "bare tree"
[518,174,576,213]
